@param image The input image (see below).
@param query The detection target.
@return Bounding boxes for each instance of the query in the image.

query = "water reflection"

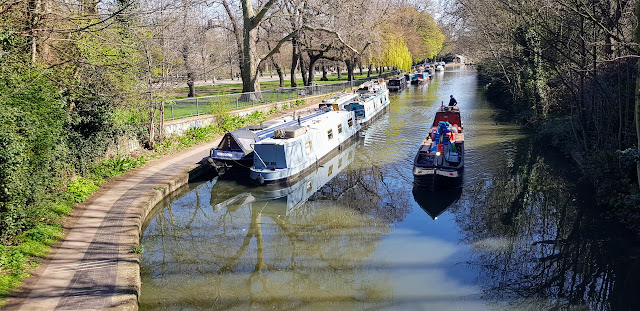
[460,139,640,310]
[412,187,462,220]
[140,138,409,310]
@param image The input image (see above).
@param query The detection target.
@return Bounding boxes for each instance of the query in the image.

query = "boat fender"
[256,174,265,185]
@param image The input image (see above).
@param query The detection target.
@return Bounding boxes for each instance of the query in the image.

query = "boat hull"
[250,134,359,185]
[413,166,463,189]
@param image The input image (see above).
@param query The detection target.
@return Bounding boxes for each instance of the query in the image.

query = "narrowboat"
[343,80,390,126]
[387,75,408,91]
[318,92,358,111]
[404,73,414,83]
[250,109,360,185]
[413,105,464,189]
[211,141,358,215]
[416,72,430,84]
[208,109,326,175]
[410,73,420,85]
[435,62,445,71]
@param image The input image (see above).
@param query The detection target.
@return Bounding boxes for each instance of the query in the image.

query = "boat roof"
[256,110,353,145]
[222,129,258,155]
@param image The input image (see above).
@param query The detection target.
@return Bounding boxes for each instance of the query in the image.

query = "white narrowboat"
[250,110,360,184]
[344,80,391,126]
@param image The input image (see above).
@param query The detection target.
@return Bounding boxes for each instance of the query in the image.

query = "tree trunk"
[306,55,321,86]
[359,63,363,76]
[240,25,261,95]
[148,99,156,148]
[345,59,355,81]
[159,101,165,140]
[272,57,284,87]
[183,44,196,97]
[368,64,372,77]
[321,65,328,81]
[290,37,298,87]
[299,53,309,86]
[337,64,342,79]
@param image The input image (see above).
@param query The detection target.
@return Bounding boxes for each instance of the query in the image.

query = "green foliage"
[131,245,144,254]
[0,32,67,243]
[66,178,99,203]
[380,34,413,71]
[89,156,148,183]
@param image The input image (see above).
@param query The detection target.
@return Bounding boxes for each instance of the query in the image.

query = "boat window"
[338,158,343,168]
[328,129,333,140]
[305,140,312,154]
[328,164,333,176]
[348,117,353,127]
[338,124,343,134]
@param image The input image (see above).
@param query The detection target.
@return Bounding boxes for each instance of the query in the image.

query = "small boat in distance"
[416,72,429,84]
[387,75,408,91]
[413,104,464,189]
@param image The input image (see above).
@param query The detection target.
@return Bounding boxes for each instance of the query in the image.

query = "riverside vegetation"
[453,0,640,236]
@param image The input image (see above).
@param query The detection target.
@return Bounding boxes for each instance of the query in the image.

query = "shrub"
[66,178,99,203]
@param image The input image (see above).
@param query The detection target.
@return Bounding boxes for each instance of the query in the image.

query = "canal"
[139,69,639,310]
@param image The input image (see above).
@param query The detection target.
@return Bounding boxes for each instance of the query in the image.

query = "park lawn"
[172,72,387,98]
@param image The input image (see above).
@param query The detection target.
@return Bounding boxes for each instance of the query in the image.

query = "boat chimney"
[298,116,301,126]
[293,110,296,120]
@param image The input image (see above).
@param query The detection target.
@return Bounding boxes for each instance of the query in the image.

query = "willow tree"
[380,34,412,71]
[387,6,444,62]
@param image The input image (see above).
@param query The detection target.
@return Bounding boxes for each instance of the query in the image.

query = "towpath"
[2,99,325,311]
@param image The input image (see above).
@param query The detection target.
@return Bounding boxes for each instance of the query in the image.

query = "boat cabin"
[432,106,462,130]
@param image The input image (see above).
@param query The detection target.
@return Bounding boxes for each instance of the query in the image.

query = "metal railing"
[166,71,399,120]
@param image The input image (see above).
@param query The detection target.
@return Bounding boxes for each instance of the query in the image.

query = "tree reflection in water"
[458,140,640,310]
[140,152,412,310]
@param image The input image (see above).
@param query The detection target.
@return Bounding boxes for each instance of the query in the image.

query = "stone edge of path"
[109,161,209,311]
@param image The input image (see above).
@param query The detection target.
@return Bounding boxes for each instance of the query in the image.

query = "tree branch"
[251,0,278,29]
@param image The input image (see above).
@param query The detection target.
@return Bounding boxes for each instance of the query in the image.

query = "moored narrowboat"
[387,75,407,91]
[413,105,464,189]
[343,80,390,126]
[209,109,326,175]
[416,72,430,84]
[318,93,358,111]
[250,109,360,185]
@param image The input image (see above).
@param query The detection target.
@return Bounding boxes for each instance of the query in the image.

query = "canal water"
[139,69,639,310]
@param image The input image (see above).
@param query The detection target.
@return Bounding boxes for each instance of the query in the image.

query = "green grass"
[173,72,388,98]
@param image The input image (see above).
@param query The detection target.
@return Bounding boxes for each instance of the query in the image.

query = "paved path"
[3,142,216,311]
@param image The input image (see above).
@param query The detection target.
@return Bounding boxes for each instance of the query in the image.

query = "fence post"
[196,98,200,116]
[236,94,239,109]
[171,102,174,120]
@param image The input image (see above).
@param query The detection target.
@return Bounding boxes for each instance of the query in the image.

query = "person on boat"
[449,95,458,106]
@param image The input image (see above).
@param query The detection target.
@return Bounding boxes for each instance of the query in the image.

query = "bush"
[66,178,99,203]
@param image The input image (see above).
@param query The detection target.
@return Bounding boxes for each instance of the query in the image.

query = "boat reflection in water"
[411,186,462,220]
[211,140,358,216]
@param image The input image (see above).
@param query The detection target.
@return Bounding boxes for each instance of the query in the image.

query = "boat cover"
[219,129,258,156]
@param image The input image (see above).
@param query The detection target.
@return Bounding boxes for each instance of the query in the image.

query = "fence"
[166,71,399,120]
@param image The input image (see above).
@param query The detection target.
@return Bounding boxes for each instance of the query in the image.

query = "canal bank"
[2,96,331,311]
